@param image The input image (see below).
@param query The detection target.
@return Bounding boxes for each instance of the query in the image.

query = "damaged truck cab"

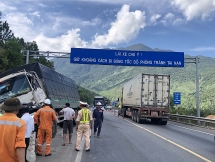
[0,63,80,138]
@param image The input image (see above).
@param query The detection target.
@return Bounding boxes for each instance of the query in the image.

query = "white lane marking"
[74,136,85,162]
[114,114,212,162]
[168,123,215,136]
[123,118,212,162]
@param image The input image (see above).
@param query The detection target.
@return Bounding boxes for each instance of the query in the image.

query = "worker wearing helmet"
[93,102,104,138]
[0,97,26,162]
[34,99,57,156]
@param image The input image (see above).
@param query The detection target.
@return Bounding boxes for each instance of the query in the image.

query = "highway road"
[36,110,215,162]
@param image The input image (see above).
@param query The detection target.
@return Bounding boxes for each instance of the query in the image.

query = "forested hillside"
[54,44,215,117]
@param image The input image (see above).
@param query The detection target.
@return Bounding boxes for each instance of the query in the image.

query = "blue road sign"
[70,48,184,67]
[173,92,181,105]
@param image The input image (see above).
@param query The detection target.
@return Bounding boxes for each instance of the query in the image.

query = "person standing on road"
[93,102,103,138]
[20,104,34,162]
[60,103,75,146]
[34,99,57,157]
[75,101,93,152]
[0,97,26,162]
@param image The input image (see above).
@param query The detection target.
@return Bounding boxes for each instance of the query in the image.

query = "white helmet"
[44,99,51,105]
[96,102,102,106]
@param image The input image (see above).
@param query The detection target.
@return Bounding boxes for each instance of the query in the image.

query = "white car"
[105,106,112,110]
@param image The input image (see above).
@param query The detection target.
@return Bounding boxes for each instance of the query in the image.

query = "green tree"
[0,21,15,46]
[31,56,54,69]
[0,47,8,72]
[22,41,54,69]
[3,38,24,69]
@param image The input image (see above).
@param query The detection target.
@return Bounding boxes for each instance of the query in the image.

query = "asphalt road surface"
[36,110,215,162]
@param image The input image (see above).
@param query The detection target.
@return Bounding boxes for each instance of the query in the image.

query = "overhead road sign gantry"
[70,48,184,67]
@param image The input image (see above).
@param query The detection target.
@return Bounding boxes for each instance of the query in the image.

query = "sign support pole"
[195,57,200,123]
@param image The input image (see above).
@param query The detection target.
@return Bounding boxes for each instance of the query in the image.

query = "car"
[105,106,112,110]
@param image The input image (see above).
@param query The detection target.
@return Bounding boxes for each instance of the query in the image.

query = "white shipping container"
[122,73,170,108]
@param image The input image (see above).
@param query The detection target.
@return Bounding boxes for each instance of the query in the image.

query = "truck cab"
[94,96,105,110]
[0,71,47,113]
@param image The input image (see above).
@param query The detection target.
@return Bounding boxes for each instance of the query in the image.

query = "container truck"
[93,96,106,110]
[0,63,80,137]
[118,73,170,125]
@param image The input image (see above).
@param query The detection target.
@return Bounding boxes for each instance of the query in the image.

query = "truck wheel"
[137,111,141,124]
[134,111,137,122]
[151,119,158,124]
[160,121,167,125]
[123,108,126,117]
[52,121,57,138]
[73,118,76,125]
[132,111,135,121]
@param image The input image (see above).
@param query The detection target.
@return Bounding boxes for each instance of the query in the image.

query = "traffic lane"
[36,126,78,162]
[80,111,206,162]
[168,121,215,136]
[121,117,214,161]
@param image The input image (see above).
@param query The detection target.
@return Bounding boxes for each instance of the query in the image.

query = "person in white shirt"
[19,104,34,162]
[60,103,75,146]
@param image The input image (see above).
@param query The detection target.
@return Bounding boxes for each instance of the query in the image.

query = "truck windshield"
[94,99,105,106]
[0,75,31,103]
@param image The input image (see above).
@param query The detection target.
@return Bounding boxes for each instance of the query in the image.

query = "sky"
[1,0,215,58]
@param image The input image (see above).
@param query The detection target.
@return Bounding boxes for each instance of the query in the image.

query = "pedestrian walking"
[20,104,34,162]
[0,97,26,162]
[75,101,93,152]
[34,99,57,156]
[93,102,104,138]
[60,103,75,146]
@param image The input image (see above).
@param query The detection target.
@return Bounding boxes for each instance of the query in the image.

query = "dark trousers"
[25,138,30,162]
[94,120,102,136]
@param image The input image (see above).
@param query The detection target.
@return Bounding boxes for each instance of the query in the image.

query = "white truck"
[0,63,80,137]
[118,73,170,125]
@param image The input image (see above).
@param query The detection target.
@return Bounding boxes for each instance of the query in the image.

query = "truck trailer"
[0,63,80,137]
[118,73,170,125]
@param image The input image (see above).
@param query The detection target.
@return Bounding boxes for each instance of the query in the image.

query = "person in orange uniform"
[34,99,57,156]
[0,97,26,162]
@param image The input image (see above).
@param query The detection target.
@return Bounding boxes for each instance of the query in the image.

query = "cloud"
[173,18,185,25]
[30,11,40,18]
[0,2,16,13]
[5,13,34,41]
[189,47,215,51]
[149,14,161,25]
[160,12,174,25]
[171,0,215,21]
[35,29,88,52]
[92,4,146,47]
[82,17,102,26]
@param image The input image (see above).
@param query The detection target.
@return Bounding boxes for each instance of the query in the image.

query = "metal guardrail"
[105,108,215,129]
[169,114,215,129]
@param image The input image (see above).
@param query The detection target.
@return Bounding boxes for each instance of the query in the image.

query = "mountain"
[53,44,215,115]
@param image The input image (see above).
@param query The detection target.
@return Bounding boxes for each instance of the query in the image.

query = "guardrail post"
[202,121,205,127]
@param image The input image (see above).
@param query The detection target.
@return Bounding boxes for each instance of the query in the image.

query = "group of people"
[0,97,104,162]
[62,101,104,151]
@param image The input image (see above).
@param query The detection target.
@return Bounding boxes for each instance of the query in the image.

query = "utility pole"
[195,57,200,119]
[185,57,200,119]
[26,50,29,64]
[0,11,2,41]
